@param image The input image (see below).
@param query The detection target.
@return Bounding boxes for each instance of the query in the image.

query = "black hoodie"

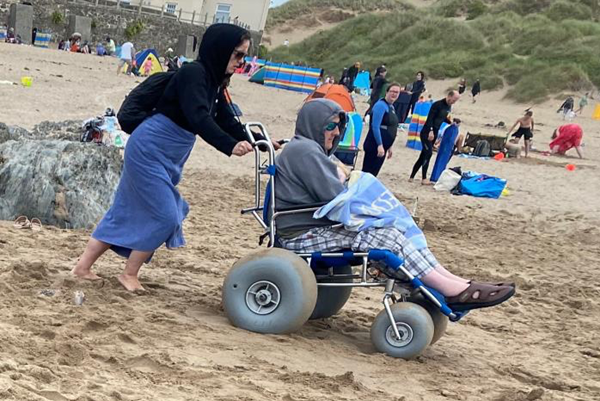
[155,24,249,156]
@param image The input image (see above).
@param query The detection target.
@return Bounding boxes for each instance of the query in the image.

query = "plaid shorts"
[280,226,438,278]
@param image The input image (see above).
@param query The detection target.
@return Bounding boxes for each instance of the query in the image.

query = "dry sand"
[1,42,600,401]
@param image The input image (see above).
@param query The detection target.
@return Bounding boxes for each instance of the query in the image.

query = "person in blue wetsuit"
[362,83,401,177]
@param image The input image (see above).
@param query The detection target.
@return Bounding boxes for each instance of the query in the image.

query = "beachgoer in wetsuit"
[393,85,411,124]
[410,91,460,184]
[507,110,535,157]
[458,78,466,95]
[363,66,388,118]
[362,83,401,177]
[471,79,481,103]
[408,71,426,116]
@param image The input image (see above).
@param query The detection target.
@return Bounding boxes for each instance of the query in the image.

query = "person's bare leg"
[435,264,469,284]
[118,250,153,292]
[420,269,469,297]
[72,238,111,280]
[524,140,530,157]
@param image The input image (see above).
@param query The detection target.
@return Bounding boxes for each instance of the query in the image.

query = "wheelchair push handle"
[243,122,270,145]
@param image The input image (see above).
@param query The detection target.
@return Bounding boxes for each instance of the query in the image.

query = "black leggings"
[410,133,434,180]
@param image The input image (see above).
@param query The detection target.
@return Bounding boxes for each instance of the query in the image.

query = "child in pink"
[143,58,153,76]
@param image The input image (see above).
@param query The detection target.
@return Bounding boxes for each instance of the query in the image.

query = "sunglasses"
[232,49,248,61]
[324,112,347,132]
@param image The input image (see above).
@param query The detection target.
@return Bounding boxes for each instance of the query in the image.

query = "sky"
[270,0,290,7]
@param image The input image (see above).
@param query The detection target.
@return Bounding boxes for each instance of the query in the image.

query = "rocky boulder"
[0,122,122,229]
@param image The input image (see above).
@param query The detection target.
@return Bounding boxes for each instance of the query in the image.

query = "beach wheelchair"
[222,123,467,359]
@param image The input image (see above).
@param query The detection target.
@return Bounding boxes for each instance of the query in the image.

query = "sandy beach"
[1,42,599,401]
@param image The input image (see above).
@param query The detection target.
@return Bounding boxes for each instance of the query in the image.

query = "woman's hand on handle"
[232,141,253,156]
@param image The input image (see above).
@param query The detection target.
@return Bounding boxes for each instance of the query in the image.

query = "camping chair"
[334,112,363,169]
[464,132,509,155]
[221,122,469,360]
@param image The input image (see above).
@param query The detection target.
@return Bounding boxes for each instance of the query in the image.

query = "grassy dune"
[267,0,600,102]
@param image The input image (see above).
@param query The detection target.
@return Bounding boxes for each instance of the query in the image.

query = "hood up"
[197,23,249,85]
[295,99,345,155]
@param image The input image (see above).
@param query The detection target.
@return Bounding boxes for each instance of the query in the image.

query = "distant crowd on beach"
[320,61,587,183]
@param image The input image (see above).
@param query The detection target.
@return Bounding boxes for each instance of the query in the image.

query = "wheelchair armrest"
[275,202,328,212]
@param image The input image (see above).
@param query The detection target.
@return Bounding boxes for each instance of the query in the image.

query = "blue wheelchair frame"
[240,123,466,344]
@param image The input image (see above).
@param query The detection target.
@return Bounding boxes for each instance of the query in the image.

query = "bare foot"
[118,274,145,292]
[421,180,433,186]
[71,267,102,281]
[408,178,414,183]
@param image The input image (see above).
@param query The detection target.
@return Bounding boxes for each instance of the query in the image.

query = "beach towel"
[92,113,196,259]
[458,154,490,160]
[458,174,506,199]
[314,172,427,250]
[431,124,460,182]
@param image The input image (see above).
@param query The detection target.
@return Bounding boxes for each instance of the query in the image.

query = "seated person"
[550,124,584,159]
[275,99,515,311]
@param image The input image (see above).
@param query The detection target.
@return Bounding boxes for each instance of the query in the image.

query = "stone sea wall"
[0,0,262,54]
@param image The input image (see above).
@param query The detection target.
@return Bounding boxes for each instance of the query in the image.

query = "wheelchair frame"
[239,122,463,345]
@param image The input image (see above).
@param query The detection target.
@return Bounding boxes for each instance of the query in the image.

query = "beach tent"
[34,32,51,48]
[263,62,321,93]
[305,84,356,112]
[134,49,163,75]
[249,66,266,84]
[353,71,370,96]
[406,101,433,150]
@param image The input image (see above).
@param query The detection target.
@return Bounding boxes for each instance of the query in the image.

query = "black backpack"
[473,139,491,157]
[117,71,176,134]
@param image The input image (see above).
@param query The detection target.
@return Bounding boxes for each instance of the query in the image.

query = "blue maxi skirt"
[93,114,196,259]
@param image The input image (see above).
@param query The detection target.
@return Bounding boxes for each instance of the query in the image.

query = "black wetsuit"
[408,79,426,115]
[410,98,452,180]
[393,90,411,124]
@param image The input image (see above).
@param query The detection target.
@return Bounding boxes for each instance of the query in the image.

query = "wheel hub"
[385,322,414,347]
[246,280,281,315]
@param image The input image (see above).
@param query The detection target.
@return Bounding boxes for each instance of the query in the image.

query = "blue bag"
[458,174,506,199]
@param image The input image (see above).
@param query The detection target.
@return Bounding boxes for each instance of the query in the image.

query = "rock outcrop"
[0,121,122,229]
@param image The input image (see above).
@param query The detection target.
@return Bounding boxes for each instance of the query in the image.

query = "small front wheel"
[408,292,449,345]
[370,302,434,359]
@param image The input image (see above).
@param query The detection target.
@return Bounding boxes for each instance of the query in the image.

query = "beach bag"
[434,169,461,191]
[473,139,491,157]
[117,71,176,134]
[458,174,506,199]
[81,118,104,143]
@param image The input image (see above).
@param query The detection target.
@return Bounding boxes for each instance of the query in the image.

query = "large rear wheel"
[223,249,317,334]
[310,264,353,320]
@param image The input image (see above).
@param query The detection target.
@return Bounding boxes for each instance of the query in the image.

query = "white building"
[132,0,270,31]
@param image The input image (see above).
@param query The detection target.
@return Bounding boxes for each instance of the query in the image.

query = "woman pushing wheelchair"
[275,99,515,312]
